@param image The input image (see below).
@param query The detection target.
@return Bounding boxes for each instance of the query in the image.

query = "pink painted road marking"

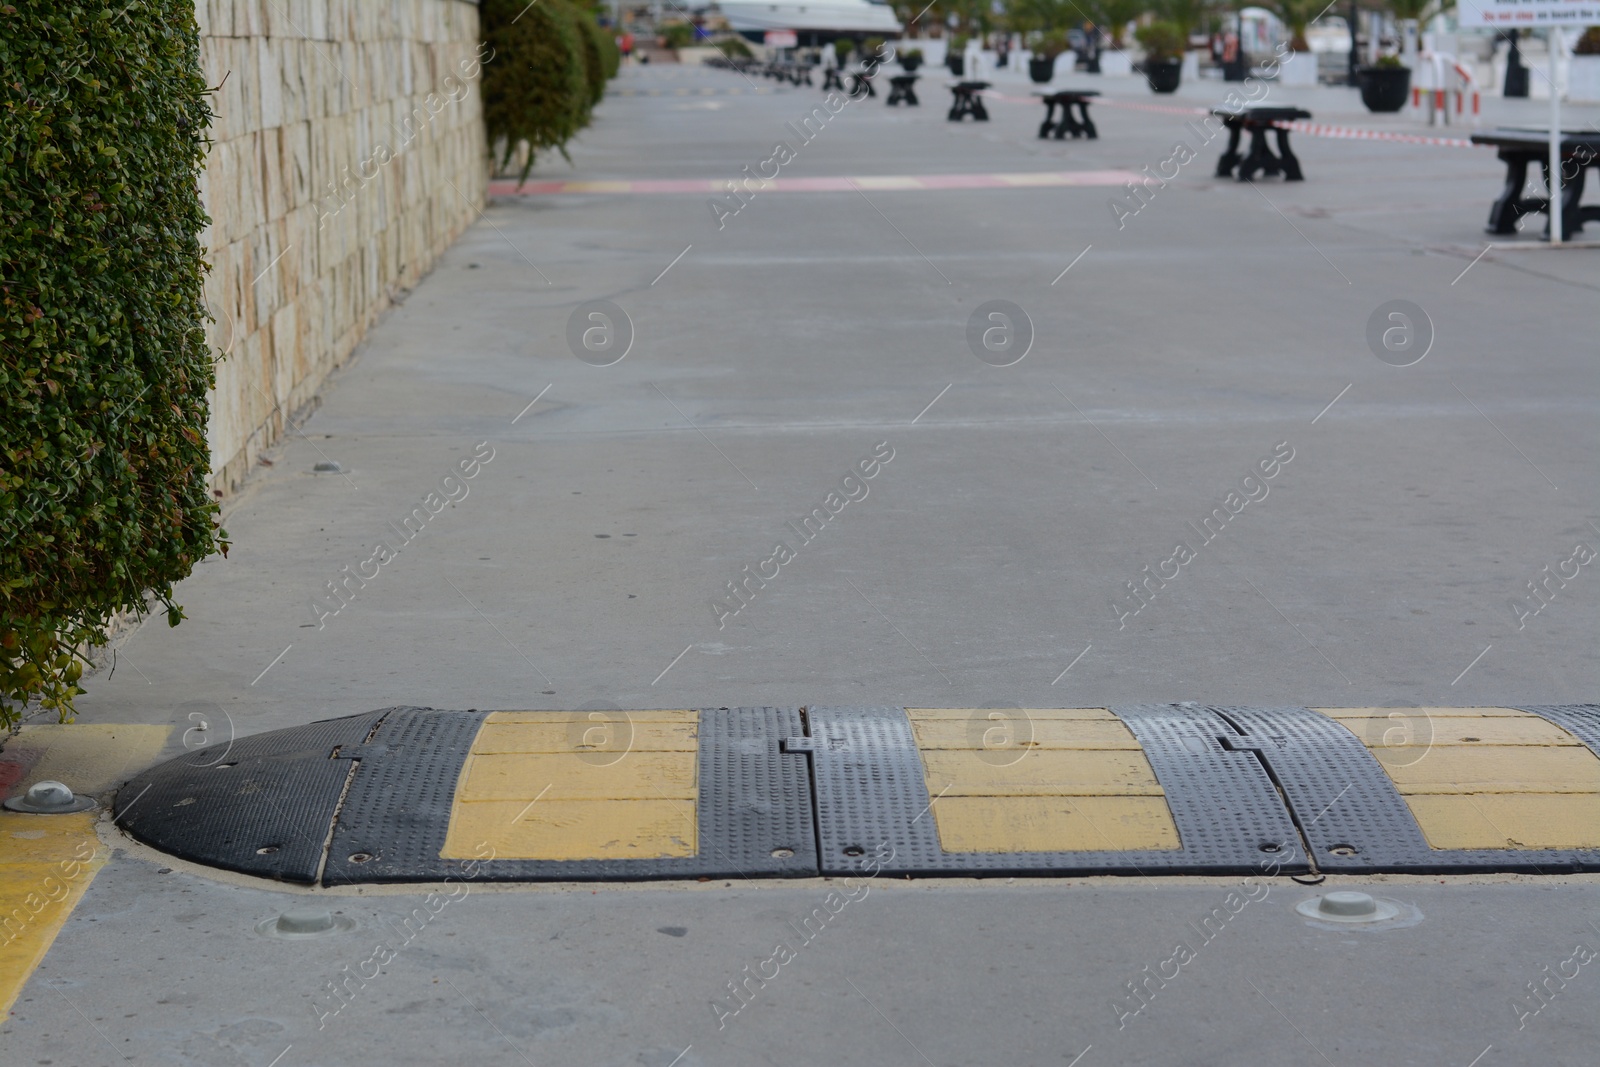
[487,169,1142,197]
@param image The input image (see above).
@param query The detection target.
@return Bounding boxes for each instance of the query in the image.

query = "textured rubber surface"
[114,709,391,883]
[322,707,484,885]
[1213,706,1431,872]
[806,705,1307,876]
[326,706,817,884]
[1221,706,1600,873]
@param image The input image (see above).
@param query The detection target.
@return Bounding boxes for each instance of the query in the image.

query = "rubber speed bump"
[116,707,817,884]
[112,704,1600,882]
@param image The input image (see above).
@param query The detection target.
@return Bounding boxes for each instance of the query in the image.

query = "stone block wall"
[194,0,488,492]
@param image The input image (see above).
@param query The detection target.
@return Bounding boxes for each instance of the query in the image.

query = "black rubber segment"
[804,705,1307,876]
[1221,706,1600,873]
[114,708,394,883]
[325,706,819,884]
[1212,706,1431,872]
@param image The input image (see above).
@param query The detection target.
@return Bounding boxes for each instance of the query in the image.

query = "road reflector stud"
[1295,891,1402,924]
[4,780,95,814]
[256,907,354,939]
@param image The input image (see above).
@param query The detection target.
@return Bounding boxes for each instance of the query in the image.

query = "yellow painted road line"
[907,709,1180,853]
[0,812,106,1013]
[1316,707,1600,850]
[441,711,700,861]
[0,724,169,1015]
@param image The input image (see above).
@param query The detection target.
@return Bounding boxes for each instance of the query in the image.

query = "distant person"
[619,31,634,63]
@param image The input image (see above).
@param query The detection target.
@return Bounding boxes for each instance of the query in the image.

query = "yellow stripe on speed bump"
[1317,707,1600,850]
[441,711,699,861]
[907,709,1181,853]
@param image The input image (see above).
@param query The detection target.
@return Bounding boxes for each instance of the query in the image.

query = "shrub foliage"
[1,1,226,729]
[482,0,620,183]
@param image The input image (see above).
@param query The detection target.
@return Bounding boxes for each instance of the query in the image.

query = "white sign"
[764,30,798,48]
[1456,0,1600,27]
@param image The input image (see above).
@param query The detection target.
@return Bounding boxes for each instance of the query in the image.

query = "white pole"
[1549,26,1563,245]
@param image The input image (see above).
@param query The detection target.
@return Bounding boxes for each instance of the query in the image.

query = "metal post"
[1549,26,1563,244]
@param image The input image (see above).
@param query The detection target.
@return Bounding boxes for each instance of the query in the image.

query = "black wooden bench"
[822,67,845,92]
[887,74,919,106]
[947,81,991,122]
[1213,106,1312,182]
[1469,128,1600,242]
[1034,90,1099,140]
[847,68,877,98]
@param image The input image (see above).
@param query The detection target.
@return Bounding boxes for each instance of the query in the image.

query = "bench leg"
[1486,157,1530,235]
[972,96,988,121]
[1078,103,1097,140]
[906,88,918,106]
[1238,128,1273,181]
[1038,102,1057,139]
[1558,162,1587,239]
[1274,129,1303,181]
[1216,124,1242,178]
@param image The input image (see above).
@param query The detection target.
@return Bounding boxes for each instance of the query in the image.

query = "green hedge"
[572,9,607,110]
[1,0,226,729]
[482,0,620,183]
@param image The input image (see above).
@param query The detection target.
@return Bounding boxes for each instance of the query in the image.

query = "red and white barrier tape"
[1272,121,1479,148]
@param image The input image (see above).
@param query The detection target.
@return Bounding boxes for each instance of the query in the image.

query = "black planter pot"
[1029,55,1056,82]
[1145,59,1181,93]
[1358,66,1411,112]
[947,54,965,76]
[899,55,922,71]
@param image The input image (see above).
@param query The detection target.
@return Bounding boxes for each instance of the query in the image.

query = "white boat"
[713,0,901,36]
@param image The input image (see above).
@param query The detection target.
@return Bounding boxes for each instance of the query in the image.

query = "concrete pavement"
[3,59,1598,1065]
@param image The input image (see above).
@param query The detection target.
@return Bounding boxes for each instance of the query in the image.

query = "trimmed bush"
[715,36,754,60]
[571,7,607,109]
[1,0,226,729]
[597,22,621,78]
[482,0,591,180]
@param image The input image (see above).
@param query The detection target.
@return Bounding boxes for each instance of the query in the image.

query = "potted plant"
[947,33,968,75]
[863,37,889,62]
[1136,21,1184,92]
[1091,0,1140,74]
[659,21,696,51]
[899,46,924,71]
[1358,53,1410,111]
[1030,35,1069,82]
[1274,0,1318,85]
[833,37,854,67]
